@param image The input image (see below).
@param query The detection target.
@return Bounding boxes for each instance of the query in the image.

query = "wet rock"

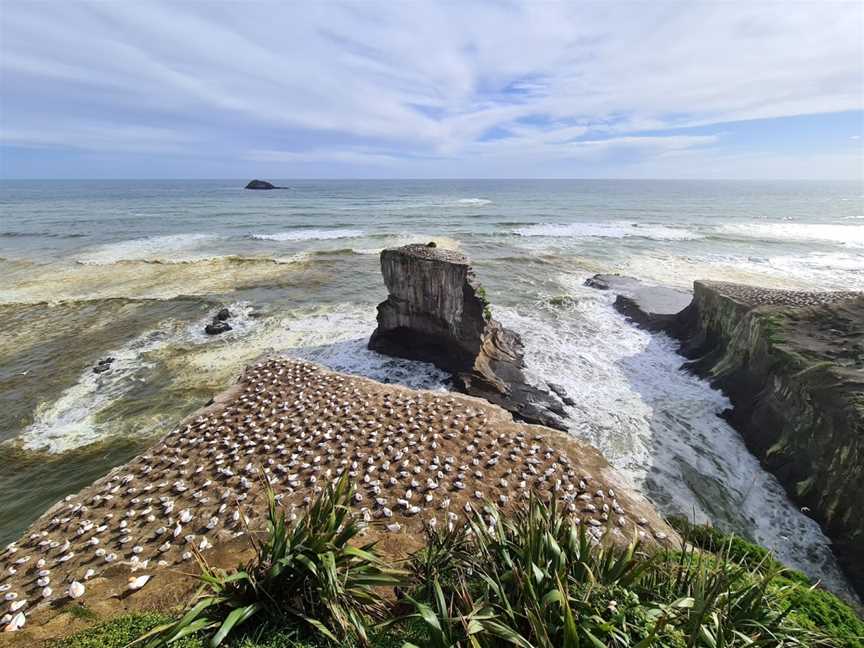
[585,274,692,330]
[205,307,236,335]
[93,357,115,374]
[368,244,568,430]
[205,321,232,335]
[547,383,576,407]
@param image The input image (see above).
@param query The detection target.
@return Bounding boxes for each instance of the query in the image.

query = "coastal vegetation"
[53,479,862,648]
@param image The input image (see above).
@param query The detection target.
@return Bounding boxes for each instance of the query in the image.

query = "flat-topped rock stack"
[369,244,569,429]
[0,359,674,633]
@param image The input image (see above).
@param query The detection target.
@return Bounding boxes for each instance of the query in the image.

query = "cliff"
[368,244,568,429]
[615,279,864,595]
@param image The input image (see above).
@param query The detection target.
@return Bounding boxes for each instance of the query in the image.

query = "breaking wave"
[495,279,854,598]
[76,233,220,265]
[455,198,493,206]
[715,222,864,248]
[514,221,702,241]
[248,228,365,242]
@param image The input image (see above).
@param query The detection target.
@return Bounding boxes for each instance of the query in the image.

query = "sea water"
[0,179,861,596]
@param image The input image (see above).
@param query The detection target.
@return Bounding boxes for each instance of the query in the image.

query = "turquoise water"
[0,179,862,596]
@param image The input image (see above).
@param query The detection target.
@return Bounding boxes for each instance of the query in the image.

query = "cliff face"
[369,244,568,429]
[669,281,864,594]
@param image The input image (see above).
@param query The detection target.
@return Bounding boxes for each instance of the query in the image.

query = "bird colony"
[1,359,670,632]
[708,281,862,308]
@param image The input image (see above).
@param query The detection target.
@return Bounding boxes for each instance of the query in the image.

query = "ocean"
[1,179,862,596]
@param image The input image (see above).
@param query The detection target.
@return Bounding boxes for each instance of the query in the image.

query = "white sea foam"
[278,308,449,389]
[151,305,450,403]
[716,222,864,248]
[17,332,168,452]
[455,198,493,206]
[514,221,702,241]
[495,281,854,598]
[76,234,220,265]
[15,302,260,453]
[249,229,364,242]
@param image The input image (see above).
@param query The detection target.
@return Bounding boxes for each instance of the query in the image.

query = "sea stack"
[369,243,568,430]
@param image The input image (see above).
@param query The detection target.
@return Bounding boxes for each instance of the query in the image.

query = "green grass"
[66,604,98,622]
[55,615,424,648]
[53,612,199,648]
[669,516,864,647]
[476,286,492,319]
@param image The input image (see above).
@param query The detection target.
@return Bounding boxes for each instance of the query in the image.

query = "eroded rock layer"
[630,280,864,595]
[0,359,674,632]
[369,244,568,429]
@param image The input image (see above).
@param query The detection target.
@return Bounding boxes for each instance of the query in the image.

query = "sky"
[1,1,863,180]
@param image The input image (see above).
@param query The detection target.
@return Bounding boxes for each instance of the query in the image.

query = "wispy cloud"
[1,1,861,177]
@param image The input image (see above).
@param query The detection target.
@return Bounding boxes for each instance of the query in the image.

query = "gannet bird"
[68,581,85,599]
[127,575,151,590]
[3,611,25,632]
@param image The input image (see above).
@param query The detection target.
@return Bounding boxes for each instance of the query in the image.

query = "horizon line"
[1,177,861,182]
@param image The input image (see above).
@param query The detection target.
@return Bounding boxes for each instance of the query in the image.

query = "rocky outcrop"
[584,274,692,330]
[204,307,233,335]
[92,357,115,374]
[244,179,284,190]
[602,278,864,595]
[369,244,568,430]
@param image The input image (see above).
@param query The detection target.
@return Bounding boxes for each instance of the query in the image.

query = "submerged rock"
[369,244,568,430]
[547,382,576,407]
[92,357,115,374]
[584,274,692,329]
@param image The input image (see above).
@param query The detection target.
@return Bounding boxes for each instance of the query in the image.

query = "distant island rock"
[244,179,285,190]
[368,243,569,430]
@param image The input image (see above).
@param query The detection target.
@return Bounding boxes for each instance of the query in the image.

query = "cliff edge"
[615,279,864,595]
[368,244,568,429]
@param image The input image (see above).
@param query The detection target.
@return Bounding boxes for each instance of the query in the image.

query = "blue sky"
[1,1,862,179]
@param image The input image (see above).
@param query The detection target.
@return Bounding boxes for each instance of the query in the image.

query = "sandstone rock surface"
[369,244,568,429]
